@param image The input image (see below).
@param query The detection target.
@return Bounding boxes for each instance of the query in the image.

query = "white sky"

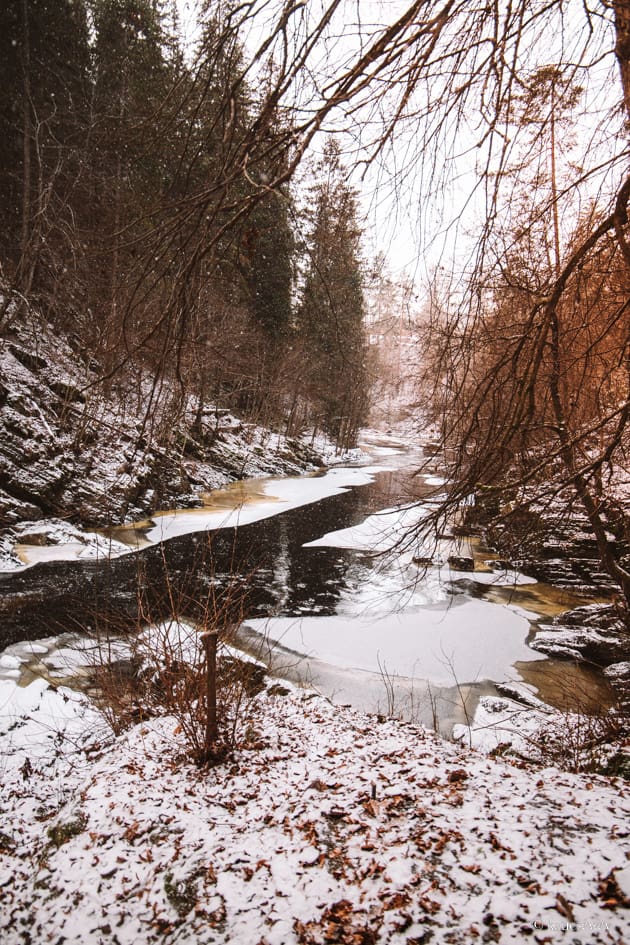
[176,1,625,298]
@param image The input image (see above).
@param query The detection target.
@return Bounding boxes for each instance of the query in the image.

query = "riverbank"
[2,422,627,744]
[0,308,362,572]
[1,671,629,945]
[448,471,630,720]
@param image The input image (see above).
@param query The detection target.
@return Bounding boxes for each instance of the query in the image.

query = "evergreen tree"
[243,188,294,341]
[177,5,296,416]
[87,0,176,334]
[298,140,369,447]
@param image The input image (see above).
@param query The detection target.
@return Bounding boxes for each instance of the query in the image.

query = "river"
[0,431,613,736]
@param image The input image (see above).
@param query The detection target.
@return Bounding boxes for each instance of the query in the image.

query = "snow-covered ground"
[1,670,629,945]
[2,424,629,943]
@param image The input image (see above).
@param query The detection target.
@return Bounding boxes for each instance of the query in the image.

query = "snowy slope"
[0,299,361,568]
[1,676,629,945]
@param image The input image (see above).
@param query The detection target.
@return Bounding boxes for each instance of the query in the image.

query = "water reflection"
[515,659,615,712]
[456,574,602,618]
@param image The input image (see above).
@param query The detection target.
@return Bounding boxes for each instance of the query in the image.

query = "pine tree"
[298,140,369,447]
[242,187,294,341]
[87,0,176,334]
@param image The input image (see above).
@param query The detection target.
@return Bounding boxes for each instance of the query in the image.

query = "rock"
[221,654,267,696]
[487,496,630,595]
[603,662,630,710]
[553,603,625,631]
[531,606,630,664]
[530,620,630,666]
[0,490,43,525]
[495,682,548,710]
[529,637,583,661]
[448,555,475,571]
[485,558,512,570]
[603,661,630,682]
[47,380,85,404]
[7,343,47,372]
[15,531,51,546]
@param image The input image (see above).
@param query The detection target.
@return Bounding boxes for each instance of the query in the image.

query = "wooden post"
[201,630,218,756]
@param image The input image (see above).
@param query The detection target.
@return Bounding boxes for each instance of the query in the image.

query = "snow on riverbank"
[0,455,366,574]
[0,448,372,573]
[0,307,369,571]
[135,464,385,546]
[1,676,629,945]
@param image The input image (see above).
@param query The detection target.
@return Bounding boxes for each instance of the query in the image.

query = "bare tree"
[207,1,629,599]
[141,0,628,372]
[7,0,630,578]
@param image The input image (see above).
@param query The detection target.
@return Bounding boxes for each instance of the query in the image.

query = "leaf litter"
[1,673,629,944]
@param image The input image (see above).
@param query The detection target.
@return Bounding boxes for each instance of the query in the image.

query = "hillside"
[1,664,629,945]
[0,297,344,569]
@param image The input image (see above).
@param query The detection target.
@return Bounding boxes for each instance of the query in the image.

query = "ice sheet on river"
[246,597,538,687]
[304,502,537,587]
[140,466,386,544]
[4,465,390,570]
[304,503,429,553]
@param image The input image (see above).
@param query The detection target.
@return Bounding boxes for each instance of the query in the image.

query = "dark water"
[0,447,615,728]
[0,459,425,646]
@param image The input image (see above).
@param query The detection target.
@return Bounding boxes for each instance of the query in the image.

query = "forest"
[2,1,630,603]
[1,4,630,942]
[0,0,370,459]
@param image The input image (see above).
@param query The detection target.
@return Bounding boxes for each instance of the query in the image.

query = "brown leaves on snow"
[294,899,379,945]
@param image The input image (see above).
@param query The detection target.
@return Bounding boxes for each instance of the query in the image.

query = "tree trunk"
[614,1,630,124]
[19,0,32,288]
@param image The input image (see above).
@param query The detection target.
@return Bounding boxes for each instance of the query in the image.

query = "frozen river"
[0,431,612,734]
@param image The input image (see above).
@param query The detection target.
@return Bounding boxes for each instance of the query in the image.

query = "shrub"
[90,549,265,765]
